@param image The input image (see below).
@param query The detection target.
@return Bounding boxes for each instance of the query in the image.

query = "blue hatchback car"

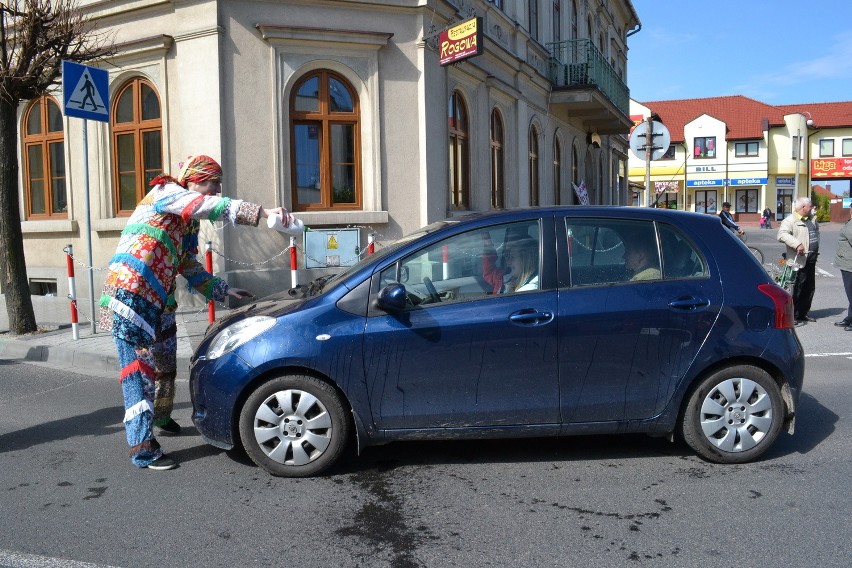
[190,207,804,477]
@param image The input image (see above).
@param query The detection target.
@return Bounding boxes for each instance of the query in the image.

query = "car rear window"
[564,219,706,286]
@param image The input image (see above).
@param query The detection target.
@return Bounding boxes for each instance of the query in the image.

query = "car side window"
[379,220,542,308]
[659,224,707,279]
[565,219,661,286]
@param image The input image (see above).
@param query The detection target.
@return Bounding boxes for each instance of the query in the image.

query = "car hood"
[203,290,308,339]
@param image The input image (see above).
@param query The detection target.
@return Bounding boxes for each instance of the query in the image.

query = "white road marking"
[0,550,123,568]
[804,352,852,357]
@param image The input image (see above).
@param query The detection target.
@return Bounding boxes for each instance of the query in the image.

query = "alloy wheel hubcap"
[699,378,774,453]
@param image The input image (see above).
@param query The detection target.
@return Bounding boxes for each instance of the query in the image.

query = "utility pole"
[645,117,653,207]
[629,115,670,208]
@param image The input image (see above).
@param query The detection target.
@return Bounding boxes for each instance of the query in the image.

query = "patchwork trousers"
[114,312,178,467]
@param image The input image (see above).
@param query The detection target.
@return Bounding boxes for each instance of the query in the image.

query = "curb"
[0,335,192,378]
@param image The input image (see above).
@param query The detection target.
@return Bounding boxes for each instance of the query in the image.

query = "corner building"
[13,0,639,315]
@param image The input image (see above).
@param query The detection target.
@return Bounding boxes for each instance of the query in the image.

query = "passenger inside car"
[623,237,662,281]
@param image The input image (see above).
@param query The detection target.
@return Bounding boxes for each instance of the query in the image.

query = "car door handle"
[509,309,554,326]
[668,297,711,311]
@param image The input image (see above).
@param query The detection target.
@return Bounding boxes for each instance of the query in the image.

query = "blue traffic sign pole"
[82,119,95,333]
[62,61,110,334]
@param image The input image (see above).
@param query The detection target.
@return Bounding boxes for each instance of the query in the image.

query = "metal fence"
[547,38,630,115]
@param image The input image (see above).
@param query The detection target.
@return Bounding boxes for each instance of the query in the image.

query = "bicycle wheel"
[738,231,749,243]
[748,246,764,265]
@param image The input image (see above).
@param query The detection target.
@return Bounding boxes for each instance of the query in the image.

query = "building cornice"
[256,25,393,49]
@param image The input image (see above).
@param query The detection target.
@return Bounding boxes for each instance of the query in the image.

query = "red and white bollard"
[65,244,79,340]
[442,244,449,280]
[206,242,215,323]
[368,233,375,255]
[290,236,298,288]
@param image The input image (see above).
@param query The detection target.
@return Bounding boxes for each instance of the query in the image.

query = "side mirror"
[376,283,407,312]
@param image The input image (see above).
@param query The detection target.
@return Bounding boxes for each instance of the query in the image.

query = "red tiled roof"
[640,96,852,143]
[775,102,852,130]
[640,96,785,142]
[813,184,841,199]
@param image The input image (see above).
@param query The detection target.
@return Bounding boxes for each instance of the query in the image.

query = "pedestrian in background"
[99,154,293,470]
[777,196,820,325]
[833,206,852,330]
[719,202,744,236]
[761,207,773,229]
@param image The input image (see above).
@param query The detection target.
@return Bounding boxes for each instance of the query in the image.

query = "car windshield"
[319,220,459,294]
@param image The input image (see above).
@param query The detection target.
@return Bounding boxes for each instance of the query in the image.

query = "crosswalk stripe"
[0,549,122,568]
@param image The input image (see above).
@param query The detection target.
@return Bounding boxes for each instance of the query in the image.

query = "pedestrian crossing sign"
[62,60,109,122]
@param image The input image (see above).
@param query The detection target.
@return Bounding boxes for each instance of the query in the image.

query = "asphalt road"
[1,222,850,568]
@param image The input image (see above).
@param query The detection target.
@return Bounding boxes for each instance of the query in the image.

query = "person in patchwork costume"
[100,154,295,470]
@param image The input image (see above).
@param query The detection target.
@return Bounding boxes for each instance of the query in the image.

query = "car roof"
[451,206,720,228]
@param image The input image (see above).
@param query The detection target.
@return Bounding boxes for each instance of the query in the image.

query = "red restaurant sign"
[439,17,482,66]
[812,157,852,178]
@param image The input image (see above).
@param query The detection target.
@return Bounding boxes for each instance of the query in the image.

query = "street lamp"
[794,112,815,200]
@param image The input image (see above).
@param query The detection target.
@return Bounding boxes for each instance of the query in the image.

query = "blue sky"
[627,0,852,105]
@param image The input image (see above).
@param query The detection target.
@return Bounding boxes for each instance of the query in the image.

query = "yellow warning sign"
[327,234,339,250]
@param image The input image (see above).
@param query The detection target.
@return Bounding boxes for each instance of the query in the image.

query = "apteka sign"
[439,17,482,66]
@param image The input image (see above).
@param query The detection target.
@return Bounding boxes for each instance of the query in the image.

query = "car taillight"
[758,283,795,329]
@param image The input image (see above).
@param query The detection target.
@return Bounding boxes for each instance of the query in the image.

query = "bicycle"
[774,253,801,293]
[747,245,764,265]
[734,230,764,264]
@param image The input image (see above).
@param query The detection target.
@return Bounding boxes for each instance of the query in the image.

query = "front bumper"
[190,353,256,449]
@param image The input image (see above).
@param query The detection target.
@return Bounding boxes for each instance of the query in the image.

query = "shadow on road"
[0,406,124,454]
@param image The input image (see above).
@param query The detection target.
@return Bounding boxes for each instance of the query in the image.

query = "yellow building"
[629,97,852,224]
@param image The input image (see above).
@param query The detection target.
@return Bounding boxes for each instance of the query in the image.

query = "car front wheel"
[681,365,784,464]
[239,374,350,477]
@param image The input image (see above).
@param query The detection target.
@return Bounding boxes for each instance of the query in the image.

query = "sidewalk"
[0,306,223,379]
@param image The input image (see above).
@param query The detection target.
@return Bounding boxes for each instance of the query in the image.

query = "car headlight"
[205,315,276,360]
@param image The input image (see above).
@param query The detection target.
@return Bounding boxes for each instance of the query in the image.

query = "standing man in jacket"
[833,206,852,330]
[777,197,820,325]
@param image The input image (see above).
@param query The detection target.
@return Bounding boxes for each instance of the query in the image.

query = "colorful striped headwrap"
[176,155,223,186]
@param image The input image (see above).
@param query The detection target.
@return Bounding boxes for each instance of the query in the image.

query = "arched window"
[571,1,578,39]
[111,77,163,214]
[572,142,579,203]
[553,1,561,43]
[449,91,470,209]
[290,70,361,210]
[585,150,595,204]
[529,0,539,40]
[529,125,540,206]
[490,109,505,209]
[22,95,66,218]
[553,137,562,205]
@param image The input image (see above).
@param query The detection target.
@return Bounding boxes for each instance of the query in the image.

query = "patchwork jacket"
[99,182,262,345]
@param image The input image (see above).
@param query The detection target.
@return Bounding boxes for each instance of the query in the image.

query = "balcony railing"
[547,38,630,115]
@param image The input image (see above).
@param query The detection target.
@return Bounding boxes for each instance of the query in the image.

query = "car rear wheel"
[239,374,350,477]
[681,365,784,464]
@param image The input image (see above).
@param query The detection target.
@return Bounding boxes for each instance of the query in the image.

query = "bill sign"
[439,17,482,66]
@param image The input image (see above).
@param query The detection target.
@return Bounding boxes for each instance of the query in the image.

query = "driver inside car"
[481,233,540,293]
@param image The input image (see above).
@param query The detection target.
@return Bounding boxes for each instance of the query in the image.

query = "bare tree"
[0,1,109,334]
